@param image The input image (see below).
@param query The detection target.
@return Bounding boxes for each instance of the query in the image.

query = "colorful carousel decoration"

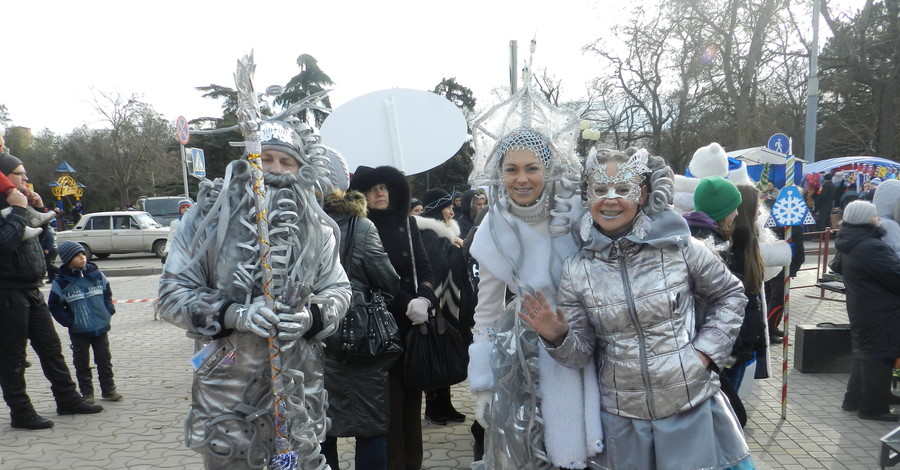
[49,161,85,228]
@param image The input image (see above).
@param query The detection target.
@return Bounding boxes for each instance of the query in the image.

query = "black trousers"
[387,364,422,470]
[0,288,79,417]
[843,355,894,416]
[70,332,116,396]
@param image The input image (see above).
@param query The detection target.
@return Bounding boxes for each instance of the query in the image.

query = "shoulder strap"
[340,216,358,270]
[407,217,418,289]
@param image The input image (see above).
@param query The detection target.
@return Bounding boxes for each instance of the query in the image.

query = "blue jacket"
[49,262,115,336]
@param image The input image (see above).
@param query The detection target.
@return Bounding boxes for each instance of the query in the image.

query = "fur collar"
[413,216,460,242]
[324,190,368,218]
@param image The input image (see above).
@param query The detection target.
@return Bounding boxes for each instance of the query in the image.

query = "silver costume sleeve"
[157,209,230,338]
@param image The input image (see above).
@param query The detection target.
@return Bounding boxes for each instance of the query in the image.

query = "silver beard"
[264,171,300,188]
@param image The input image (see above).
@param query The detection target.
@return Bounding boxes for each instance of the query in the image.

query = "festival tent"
[727,147,805,188]
[802,156,900,179]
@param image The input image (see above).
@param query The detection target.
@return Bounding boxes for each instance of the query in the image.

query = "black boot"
[472,421,485,461]
[11,412,54,430]
[440,388,465,422]
[424,391,447,425]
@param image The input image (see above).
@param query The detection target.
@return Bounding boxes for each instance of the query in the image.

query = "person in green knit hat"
[683,175,752,426]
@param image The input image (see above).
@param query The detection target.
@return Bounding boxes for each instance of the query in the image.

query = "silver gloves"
[224,301,279,338]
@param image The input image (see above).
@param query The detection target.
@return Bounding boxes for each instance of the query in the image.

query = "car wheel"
[152,240,167,258]
[95,253,111,259]
[80,244,93,261]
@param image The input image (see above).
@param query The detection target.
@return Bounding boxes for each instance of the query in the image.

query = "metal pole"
[180,144,190,198]
[804,0,820,162]
[509,40,518,95]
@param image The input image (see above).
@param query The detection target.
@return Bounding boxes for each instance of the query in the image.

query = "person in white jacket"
[467,79,603,469]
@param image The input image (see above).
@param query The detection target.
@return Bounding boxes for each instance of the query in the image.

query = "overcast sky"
[2,0,621,135]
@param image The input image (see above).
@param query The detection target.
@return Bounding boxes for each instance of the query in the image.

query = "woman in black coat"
[831,200,900,422]
[321,189,400,470]
[414,188,470,426]
[349,165,437,470]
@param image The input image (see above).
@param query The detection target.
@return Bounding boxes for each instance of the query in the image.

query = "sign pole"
[175,116,191,198]
[780,138,796,420]
[180,144,190,198]
[766,133,814,420]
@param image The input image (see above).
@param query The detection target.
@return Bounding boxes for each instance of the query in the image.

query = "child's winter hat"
[842,200,877,225]
[58,241,86,266]
[694,176,742,222]
[869,178,882,187]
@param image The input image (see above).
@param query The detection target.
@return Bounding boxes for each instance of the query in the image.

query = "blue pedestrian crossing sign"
[765,186,815,227]
[190,148,206,178]
[767,133,790,154]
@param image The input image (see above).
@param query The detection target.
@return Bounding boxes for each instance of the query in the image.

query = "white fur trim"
[583,359,604,455]
[539,348,604,467]
[413,216,460,242]
[760,240,791,268]
[674,174,702,193]
[726,162,754,186]
[467,340,495,393]
[673,191,695,214]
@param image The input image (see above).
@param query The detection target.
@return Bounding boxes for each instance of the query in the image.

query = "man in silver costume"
[157,119,351,470]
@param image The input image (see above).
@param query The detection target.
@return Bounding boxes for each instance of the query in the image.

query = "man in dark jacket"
[815,173,838,231]
[831,200,900,422]
[0,151,103,430]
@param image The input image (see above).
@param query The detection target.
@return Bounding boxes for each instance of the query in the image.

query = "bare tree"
[820,0,900,159]
[90,91,179,207]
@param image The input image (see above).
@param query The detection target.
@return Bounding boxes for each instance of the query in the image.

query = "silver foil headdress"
[496,128,553,168]
[469,71,579,188]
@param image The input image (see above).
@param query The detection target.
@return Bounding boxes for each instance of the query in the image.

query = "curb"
[103,267,164,277]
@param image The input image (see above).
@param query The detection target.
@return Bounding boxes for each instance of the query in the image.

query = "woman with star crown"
[521,148,757,470]
[466,72,604,467]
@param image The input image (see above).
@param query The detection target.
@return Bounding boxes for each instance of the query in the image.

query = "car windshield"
[134,213,161,228]
[141,199,181,215]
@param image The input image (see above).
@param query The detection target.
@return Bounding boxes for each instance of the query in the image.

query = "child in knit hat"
[48,241,122,404]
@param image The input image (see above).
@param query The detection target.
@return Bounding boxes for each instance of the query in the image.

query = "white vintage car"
[55,211,170,260]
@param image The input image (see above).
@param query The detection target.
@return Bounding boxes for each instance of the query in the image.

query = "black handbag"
[324,217,403,365]
[403,309,469,390]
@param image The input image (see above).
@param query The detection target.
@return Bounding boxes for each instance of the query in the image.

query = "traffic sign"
[176,116,190,145]
[190,148,206,178]
[765,186,815,227]
[767,133,789,154]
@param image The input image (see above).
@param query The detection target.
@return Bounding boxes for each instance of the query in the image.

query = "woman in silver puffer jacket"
[522,149,755,470]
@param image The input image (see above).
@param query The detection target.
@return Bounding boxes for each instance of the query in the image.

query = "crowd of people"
[3,79,899,470]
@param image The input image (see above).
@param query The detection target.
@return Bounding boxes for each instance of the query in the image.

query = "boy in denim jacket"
[48,241,122,404]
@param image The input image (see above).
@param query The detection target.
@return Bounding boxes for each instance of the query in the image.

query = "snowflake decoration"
[771,193,808,226]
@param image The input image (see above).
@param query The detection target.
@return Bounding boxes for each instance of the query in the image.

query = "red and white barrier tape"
[112,298,158,304]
